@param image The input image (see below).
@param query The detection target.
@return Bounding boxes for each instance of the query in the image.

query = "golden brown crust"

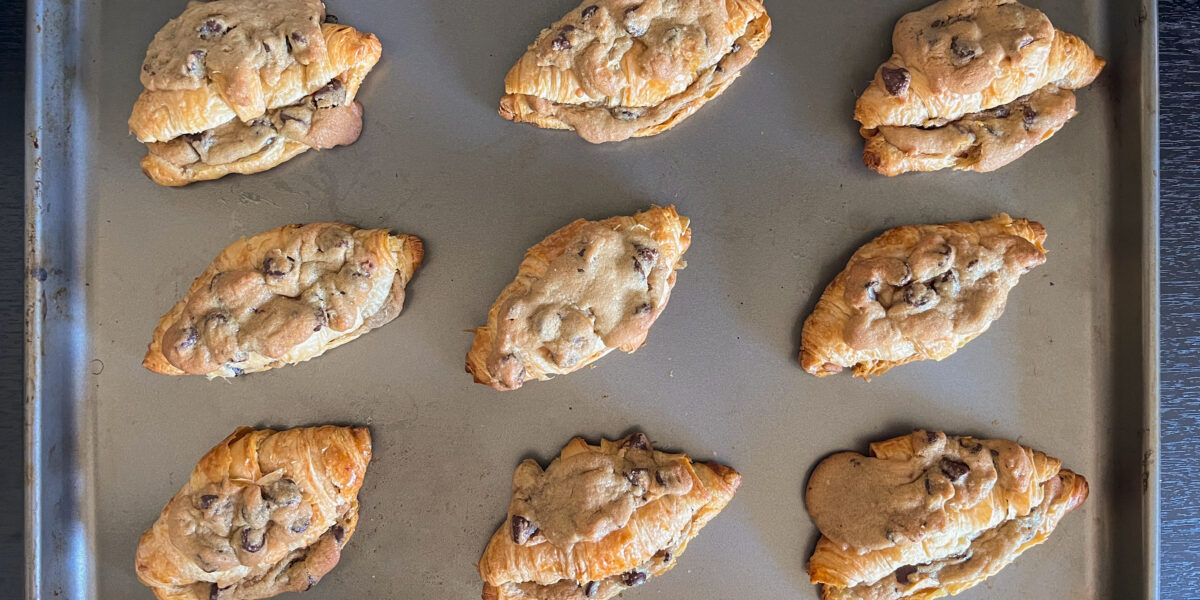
[143,223,423,378]
[135,426,372,600]
[130,23,381,186]
[499,0,770,142]
[806,430,1087,600]
[466,206,691,391]
[478,434,741,600]
[799,214,1046,379]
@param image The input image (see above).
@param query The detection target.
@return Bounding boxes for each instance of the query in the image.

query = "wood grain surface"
[0,0,25,594]
[1157,1,1199,597]
[0,0,1196,598]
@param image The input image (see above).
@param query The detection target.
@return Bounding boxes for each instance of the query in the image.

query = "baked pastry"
[143,223,423,377]
[498,0,771,143]
[478,433,741,600]
[466,206,691,390]
[799,214,1045,379]
[130,0,382,186]
[135,425,372,600]
[854,0,1104,175]
[806,430,1088,599]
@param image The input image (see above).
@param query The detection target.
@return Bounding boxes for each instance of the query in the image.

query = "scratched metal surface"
[26,0,1157,598]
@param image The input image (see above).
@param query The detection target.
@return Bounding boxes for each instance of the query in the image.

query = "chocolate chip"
[324,13,338,23]
[1022,105,1037,130]
[634,303,652,315]
[1017,35,1034,50]
[185,50,206,77]
[611,107,641,121]
[622,433,651,450]
[178,327,199,350]
[197,494,219,510]
[620,571,647,587]
[511,515,538,544]
[263,255,293,278]
[305,575,316,590]
[925,477,934,495]
[661,549,673,563]
[880,67,910,96]
[940,458,970,481]
[552,35,572,51]
[313,79,346,109]
[582,5,598,20]
[313,307,327,332]
[925,430,939,444]
[961,439,983,454]
[229,366,244,376]
[209,583,219,600]
[895,564,918,584]
[931,14,971,27]
[950,36,977,64]
[715,65,724,73]
[902,283,935,308]
[624,6,646,36]
[206,312,228,325]
[632,244,658,276]
[330,524,345,544]
[240,527,265,552]
[967,259,979,269]
[625,468,649,487]
[988,104,1011,119]
[562,25,575,33]
[196,18,226,40]
[290,31,308,45]
[290,517,311,534]
[583,581,599,597]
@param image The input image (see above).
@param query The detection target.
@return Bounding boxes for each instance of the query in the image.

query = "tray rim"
[22,0,1162,598]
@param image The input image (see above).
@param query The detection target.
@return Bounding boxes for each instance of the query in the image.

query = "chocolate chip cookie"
[466,206,691,390]
[130,1,382,185]
[135,426,372,600]
[799,214,1046,379]
[143,223,423,377]
[855,0,1105,175]
[806,430,1088,599]
[499,0,771,143]
[478,433,742,600]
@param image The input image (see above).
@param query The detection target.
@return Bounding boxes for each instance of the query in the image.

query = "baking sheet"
[25,0,1159,598]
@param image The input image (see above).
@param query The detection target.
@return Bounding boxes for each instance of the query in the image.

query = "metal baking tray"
[25,0,1159,597]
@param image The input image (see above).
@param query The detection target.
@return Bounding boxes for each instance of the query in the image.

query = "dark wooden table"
[1,0,1196,597]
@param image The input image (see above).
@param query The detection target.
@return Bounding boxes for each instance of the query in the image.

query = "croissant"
[806,430,1088,599]
[135,426,372,600]
[854,0,1104,175]
[478,433,741,600]
[143,222,423,378]
[130,0,382,186]
[499,0,771,143]
[466,206,691,390]
[798,214,1045,379]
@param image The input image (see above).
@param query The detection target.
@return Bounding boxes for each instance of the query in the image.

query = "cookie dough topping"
[486,224,667,389]
[839,220,1044,353]
[141,0,327,93]
[892,0,1053,95]
[507,433,694,547]
[806,430,1034,551]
